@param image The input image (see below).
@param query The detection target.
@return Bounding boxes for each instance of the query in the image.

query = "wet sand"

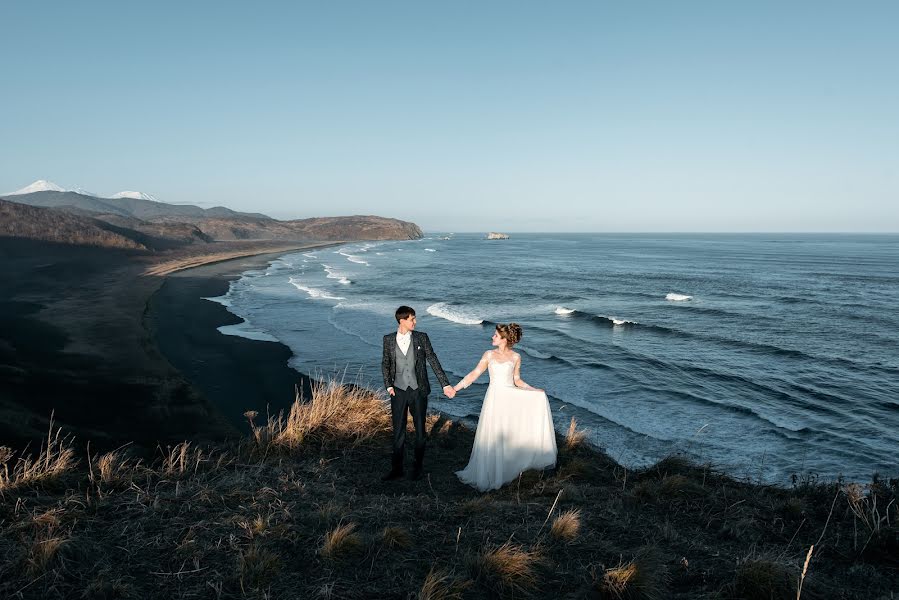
[145,251,330,431]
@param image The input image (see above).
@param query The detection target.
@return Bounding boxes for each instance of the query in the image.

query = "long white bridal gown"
[456,357,558,491]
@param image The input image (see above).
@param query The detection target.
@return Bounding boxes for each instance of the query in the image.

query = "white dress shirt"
[396,330,412,355]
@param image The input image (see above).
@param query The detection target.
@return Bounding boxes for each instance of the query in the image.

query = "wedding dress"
[456,356,557,491]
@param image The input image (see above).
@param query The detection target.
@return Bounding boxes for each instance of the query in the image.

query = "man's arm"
[421,333,451,390]
[382,335,395,396]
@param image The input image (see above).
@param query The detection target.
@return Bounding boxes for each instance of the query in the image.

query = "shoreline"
[0,238,342,450]
[144,244,342,431]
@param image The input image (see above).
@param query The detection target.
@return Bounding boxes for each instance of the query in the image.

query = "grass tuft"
[595,548,665,600]
[160,442,207,477]
[93,449,139,486]
[381,526,412,549]
[0,419,76,492]
[472,541,541,596]
[550,508,582,542]
[25,517,70,577]
[659,474,705,498]
[565,417,588,451]
[730,558,796,600]
[255,379,391,451]
[320,522,363,560]
[418,567,466,600]
[238,544,281,592]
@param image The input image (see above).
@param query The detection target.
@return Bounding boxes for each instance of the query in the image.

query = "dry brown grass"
[1,401,896,599]
[730,558,795,600]
[316,500,343,523]
[550,508,582,543]
[843,483,895,545]
[25,512,71,578]
[659,474,705,498]
[320,522,363,560]
[565,417,588,451]
[92,448,139,485]
[472,541,541,596]
[254,379,391,450]
[31,507,64,529]
[418,567,467,600]
[238,545,281,592]
[595,548,665,600]
[0,420,76,492]
[381,526,412,549]
[458,495,494,515]
[160,441,207,477]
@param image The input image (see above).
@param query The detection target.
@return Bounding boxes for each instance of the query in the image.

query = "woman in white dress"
[454,323,558,491]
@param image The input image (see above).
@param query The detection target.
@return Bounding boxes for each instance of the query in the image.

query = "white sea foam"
[217,321,280,342]
[288,277,344,300]
[202,295,232,307]
[666,293,693,301]
[337,250,369,265]
[322,265,353,284]
[302,253,317,259]
[424,248,436,252]
[608,317,636,326]
[554,306,575,315]
[426,302,483,325]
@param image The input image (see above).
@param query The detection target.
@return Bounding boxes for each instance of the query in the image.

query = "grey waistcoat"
[394,342,419,391]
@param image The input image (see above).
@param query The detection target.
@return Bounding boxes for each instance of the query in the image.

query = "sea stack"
[486,232,510,240]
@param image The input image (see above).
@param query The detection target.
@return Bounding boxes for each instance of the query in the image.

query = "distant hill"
[0,199,147,250]
[0,190,423,249]
[185,214,424,241]
[4,190,268,221]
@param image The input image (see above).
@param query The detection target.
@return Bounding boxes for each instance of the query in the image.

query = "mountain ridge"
[0,191,423,249]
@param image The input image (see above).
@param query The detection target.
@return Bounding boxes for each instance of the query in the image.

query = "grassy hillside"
[1,381,896,599]
[0,199,147,250]
[3,192,425,242]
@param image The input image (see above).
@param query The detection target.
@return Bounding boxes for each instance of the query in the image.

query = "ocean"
[204,233,899,482]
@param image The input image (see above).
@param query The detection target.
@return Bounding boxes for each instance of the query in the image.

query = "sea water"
[205,233,899,482]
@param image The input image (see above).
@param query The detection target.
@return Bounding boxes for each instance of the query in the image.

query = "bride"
[454,323,557,491]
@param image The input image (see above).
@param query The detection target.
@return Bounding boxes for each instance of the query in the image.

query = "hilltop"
[0,382,896,599]
[1,187,422,248]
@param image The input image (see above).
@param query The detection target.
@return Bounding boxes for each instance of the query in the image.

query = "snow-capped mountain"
[110,191,159,202]
[2,181,162,203]
[4,179,66,195]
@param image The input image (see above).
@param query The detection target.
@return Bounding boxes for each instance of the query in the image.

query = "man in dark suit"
[381,305,455,481]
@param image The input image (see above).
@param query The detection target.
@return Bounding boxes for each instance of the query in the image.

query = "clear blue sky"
[1,1,896,231]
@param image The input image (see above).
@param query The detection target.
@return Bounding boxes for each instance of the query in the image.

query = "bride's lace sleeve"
[513,354,535,390]
[456,351,490,390]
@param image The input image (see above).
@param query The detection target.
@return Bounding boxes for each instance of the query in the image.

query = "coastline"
[0,239,340,450]
[144,244,341,431]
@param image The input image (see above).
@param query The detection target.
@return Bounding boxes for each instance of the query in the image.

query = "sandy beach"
[145,250,332,431]
[0,238,337,450]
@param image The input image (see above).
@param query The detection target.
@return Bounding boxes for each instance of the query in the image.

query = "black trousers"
[391,386,428,452]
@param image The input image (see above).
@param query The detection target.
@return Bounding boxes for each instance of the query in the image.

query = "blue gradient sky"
[1,1,897,231]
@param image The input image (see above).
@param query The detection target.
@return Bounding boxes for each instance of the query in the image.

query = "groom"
[381,305,455,481]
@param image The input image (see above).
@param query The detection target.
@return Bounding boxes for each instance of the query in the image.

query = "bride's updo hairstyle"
[496,323,523,347]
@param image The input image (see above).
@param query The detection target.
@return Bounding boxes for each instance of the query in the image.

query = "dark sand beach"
[0,238,335,450]
[145,251,326,431]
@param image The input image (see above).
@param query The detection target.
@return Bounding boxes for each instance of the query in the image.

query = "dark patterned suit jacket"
[382,330,450,396]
